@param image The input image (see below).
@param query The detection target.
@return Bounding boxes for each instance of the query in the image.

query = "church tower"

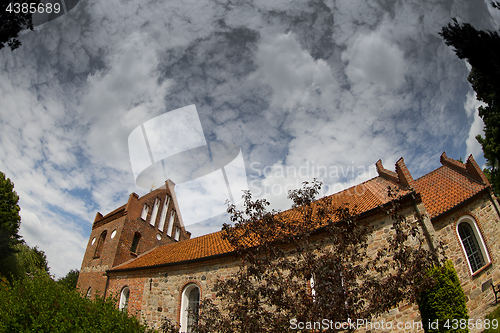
[76,180,190,298]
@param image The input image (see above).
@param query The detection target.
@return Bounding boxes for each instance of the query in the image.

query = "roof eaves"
[107,249,238,274]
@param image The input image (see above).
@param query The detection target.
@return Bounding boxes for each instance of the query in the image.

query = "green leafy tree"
[0,0,41,51]
[440,3,500,195]
[193,181,443,333]
[0,171,22,279]
[57,269,79,290]
[0,272,152,333]
[4,242,50,280]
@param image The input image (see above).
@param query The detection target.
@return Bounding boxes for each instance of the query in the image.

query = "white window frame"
[119,286,130,311]
[174,227,180,241]
[456,215,491,275]
[140,205,149,220]
[150,198,160,226]
[158,196,170,232]
[180,283,200,333]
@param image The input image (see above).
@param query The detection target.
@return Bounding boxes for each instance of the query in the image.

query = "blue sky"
[0,0,497,277]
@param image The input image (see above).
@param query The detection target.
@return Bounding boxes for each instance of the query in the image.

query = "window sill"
[472,261,492,278]
[130,252,138,257]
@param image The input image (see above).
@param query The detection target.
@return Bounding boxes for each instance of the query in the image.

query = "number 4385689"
[5,2,61,14]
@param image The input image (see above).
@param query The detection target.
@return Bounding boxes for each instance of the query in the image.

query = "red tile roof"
[111,231,235,271]
[108,154,490,272]
[109,176,407,271]
[413,165,487,219]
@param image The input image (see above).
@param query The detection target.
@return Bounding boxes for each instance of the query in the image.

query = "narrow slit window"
[158,196,170,232]
[150,198,160,226]
[93,230,107,258]
[130,232,141,253]
[119,286,130,311]
[167,211,175,237]
[140,205,149,220]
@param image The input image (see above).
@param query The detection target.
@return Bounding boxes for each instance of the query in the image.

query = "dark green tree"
[0,171,22,279]
[0,0,40,51]
[440,3,500,195]
[57,269,79,290]
[1,242,50,281]
[6,242,50,279]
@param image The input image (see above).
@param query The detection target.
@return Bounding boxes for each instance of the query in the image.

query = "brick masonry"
[77,181,191,299]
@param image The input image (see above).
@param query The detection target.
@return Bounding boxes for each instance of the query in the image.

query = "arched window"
[130,232,141,253]
[140,204,149,220]
[93,230,107,258]
[119,286,130,311]
[158,196,170,232]
[457,215,491,274]
[167,210,176,237]
[86,287,92,298]
[150,198,160,226]
[180,284,200,333]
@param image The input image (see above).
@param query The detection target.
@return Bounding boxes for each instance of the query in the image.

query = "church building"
[77,153,500,332]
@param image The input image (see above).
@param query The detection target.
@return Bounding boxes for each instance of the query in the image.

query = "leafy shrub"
[418,260,469,333]
[0,272,150,333]
[57,269,80,290]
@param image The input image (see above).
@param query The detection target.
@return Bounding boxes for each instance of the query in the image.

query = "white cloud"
[252,32,340,109]
[81,32,173,170]
[486,0,500,29]
[464,89,486,159]
[19,208,88,278]
[343,31,406,91]
[0,0,494,279]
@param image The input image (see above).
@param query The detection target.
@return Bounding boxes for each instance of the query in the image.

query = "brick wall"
[77,186,191,298]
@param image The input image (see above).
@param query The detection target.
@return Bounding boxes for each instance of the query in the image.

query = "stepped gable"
[109,174,405,272]
[413,152,489,219]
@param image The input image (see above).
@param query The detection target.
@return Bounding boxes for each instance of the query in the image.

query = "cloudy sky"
[0,0,497,277]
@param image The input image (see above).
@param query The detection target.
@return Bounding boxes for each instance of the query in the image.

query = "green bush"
[0,272,151,333]
[57,269,80,290]
[418,260,469,333]
[483,305,500,333]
